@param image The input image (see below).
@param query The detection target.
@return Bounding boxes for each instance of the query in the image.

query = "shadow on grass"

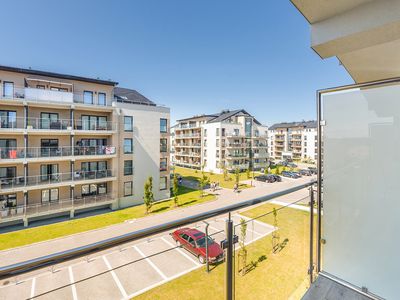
[151,205,170,213]
[179,199,198,207]
[242,254,268,275]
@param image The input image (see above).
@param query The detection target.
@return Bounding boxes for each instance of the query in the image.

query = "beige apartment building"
[173,110,268,173]
[0,66,170,227]
[267,121,317,162]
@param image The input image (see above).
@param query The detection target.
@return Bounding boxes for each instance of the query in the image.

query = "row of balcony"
[175,152,201,157]
[0,117,116,132]
[1,86,113,106]
[175,143,201,147]
[0,193,115,221]
[0,146,117,163]
[0,169,116,192]
[175,133,201,138]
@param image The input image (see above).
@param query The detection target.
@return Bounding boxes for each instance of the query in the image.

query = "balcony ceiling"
[291,0,400,82]
[290,0,373,23]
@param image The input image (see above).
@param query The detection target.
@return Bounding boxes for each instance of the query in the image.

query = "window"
[81,115,108,130]
[41,188,59,203]
[124,138,133,154]
[204,129,207,137]
[124,182,133,196]
[40,164,59,181]
[40,112,59,129]
[124,116,133,132]
[0,167,16,187]
[0,111,16,129]
[50,87,68,92]
[160,158,167,171]
[216,139,219,147]
[36,85,45,89]
[98,92,106,106]
[222,128,225,136]
[160,118,168,133]
[83,91,93,104]
[0,194,16,208]
[234,129,239,136]
[81,183,107,196]
[3,82,14,98]
[304,135,307,140]
[159,176,167,190]
[124,160,133,175]
[41,139,59,157]
[216,128,220,136]
[160,138,167,152]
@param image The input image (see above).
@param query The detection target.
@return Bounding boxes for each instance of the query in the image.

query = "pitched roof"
[0,65,118,86]
[269,120,317,130]
[208,109,262,125]
[114,87,156,106]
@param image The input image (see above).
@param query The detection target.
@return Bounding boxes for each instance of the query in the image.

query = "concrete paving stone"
[0,278,32,300]
[35,287,73,300]
[34,267,71,298]
[135,238,197,278]
[71,256,108,282]
[74,272,122,300]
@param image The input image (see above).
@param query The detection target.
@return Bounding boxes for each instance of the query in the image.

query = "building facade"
[174,110,268,174]
[0,66,170,226]
[267,121,317,162]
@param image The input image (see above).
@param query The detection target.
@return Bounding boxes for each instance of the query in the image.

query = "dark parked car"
[308,167,317,175]
[255,175,275,183]
[287,162,298,168]
[281,171,301,179]
[171,228,224,264]
[271,174,282,182]
[299,169,312,176]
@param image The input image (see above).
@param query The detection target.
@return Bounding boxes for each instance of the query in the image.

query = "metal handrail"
[0,180,316,278]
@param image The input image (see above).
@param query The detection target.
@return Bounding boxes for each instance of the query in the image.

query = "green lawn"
[0,186,215,251]
[174,166,253,189]
[135,203,312,300]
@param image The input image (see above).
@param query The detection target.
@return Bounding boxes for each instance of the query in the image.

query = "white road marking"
[68,266,78,300]
[30,277,36,299]
[237,214,275,229]
[133,246,168,280]
[160,236,200,266]
[102,256,128,299]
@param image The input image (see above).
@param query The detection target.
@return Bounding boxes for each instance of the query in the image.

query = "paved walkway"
[0,176,315,268]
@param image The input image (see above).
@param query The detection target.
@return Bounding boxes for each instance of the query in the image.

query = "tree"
[238,218,248,276]
[173,173,179,207]
[220,162,229,181]
[235,167,240,185]
[199,172,209,198]
[246,167,251,179]
[271,208,280,253]
[143,176,154,214]
[275,166,281,175]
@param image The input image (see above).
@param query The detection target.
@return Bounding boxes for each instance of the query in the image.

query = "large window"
[160,138,167,152]
[0,110,16,129]
[81,161,107,179]
[0,139,17,159]
[41,188,59,203]
[160,158,167,171]
[124,138,133,154]
[83,91,93,104]
[40,112,59,129]
[159,176,167,190]
[0,194,16,208]
[41,139,59,157]
[40,164,59,182]
[124,181,133,196]
[82,183,107,196]
[160,118,168,133]
[81,115,108,130]
[3,82,14,98]
[124,116,133,132]
[98,92,106,106]
[124,160,133,175]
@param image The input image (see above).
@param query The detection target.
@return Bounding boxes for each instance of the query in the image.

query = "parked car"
[308,167,317,175]
[281,171,301,179]
[287,162,298,168]
[255,175,268,182]
[171,228,224,264]
[299,169,312,176]
[271,174,282,182]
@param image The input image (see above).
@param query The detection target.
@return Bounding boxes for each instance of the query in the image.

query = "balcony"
[0,193,115,224]
[0,169,116,193]
[1,86,113,107]
[175,133,201,138]
[226,143,250,148]
[0,146,117,164]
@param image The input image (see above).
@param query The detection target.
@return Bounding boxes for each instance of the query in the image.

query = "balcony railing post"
[309,186,314,284]
[225,213,233,300]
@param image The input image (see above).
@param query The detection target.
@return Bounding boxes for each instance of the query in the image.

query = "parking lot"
[0,213,274,300]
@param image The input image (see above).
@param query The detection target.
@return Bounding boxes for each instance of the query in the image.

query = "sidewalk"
[0,177,314,268]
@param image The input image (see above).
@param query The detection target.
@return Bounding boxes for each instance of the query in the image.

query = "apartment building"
[268,121,317,162]
[174,109,268,173]
[0,65,170,226]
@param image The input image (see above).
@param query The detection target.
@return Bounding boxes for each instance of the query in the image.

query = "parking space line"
[160,237,201,266]
[238,214,274,229]
[30,277,36,299]
[68,266,78,300]
[102,256,128,299]
[133,246,168,280]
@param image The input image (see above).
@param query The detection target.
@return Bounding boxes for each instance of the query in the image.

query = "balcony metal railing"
[1,86,113,106]
[0,169,115,191]
[0,117,117,131]
[0,193,115,221]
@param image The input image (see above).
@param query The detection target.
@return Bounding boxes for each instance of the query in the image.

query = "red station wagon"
[171,228,224,264]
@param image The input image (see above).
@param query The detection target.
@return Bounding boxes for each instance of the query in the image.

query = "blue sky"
[1,0,352,125]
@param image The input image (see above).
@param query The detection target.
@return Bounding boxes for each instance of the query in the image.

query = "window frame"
[123,138,133,154]
[160,118,168,133]
[160,158,168,171]
[83,91,94,104]
[98,92,106,106]
[124,116,133,132]
[160,138,168,152]
[159,176,167,190]
[41,188,59,203]
[124,181,133,196]
[3,81,14,98]
[124,160,133,176]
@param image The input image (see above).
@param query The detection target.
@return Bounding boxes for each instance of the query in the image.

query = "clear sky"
[1,0,352,125]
